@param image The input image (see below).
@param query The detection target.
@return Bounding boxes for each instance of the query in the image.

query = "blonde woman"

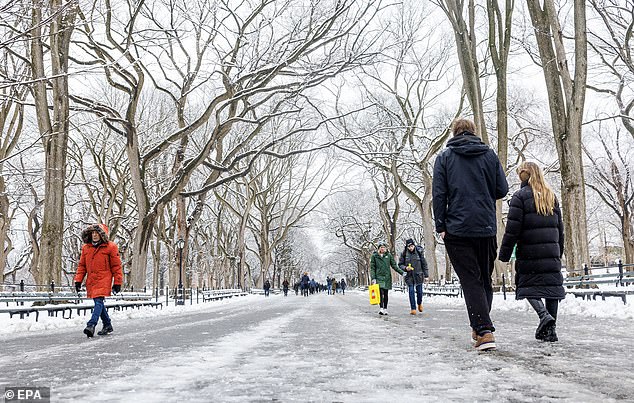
[498,162,565,342]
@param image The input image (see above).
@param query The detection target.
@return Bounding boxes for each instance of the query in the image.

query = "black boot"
[97,324,114,336]
[528,299,555,340]
[83,325,95,338]
[535,313,555,340]
[543,322,558,342]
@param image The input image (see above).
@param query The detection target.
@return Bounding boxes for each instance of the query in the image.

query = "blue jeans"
[408,284,423,310]
[88,297,111,327]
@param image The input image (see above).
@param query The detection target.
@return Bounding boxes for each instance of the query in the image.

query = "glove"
[112,284,121,294]
[371,279,377,285]
[75,282,81,293]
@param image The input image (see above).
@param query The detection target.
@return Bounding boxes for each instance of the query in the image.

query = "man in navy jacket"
[432,118,508,351]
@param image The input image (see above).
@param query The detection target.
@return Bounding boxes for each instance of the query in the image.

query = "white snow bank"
[427,292,634,320]
[0,293,262,337]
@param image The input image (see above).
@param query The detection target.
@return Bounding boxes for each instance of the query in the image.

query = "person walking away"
[370,243,406,316]
[498,161,565,342]
[301,272,310,297]
[74,224,123,338]
[332,280,337,294]
[399,239,429,315]
[327,276,332,295]
[282,279,290,297]
[340,278,346,295]
[432,118,508,351]
[263,279,271,297]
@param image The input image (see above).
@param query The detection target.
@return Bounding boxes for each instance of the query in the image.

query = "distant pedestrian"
[498,161,565,342]
[332,280,338,294]
[263,279,271,297]
[398,239,429,315]
[74,224,123,338]
[327,276,333,295]
[340,278,346,295]
[282,279,290,297]
[370,243,406,316]
[293,282,300,296]
[301,272,310,297]
[432,118,508,351]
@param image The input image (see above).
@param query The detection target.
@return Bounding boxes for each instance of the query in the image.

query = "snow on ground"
[2,290,632,337]
[0,294,259,336]
[1,290,633,402]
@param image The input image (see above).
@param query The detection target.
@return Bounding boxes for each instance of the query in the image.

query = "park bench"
[202,289,248,302]
[566,289,633,304]
[423,285,461,298]
[563,264,634,304]
[249,288,280,296]
[0,292,162,321]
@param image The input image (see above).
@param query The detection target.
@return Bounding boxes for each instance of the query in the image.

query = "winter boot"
[83,325,95,338]
[418,303,423,312]
[378,308,384,315]
[535,314,555,340]
[383,309,388,316]
[528,299,555,340]
[97,324,114,336]
[543,322,558,342]
[474,332,496,351]
[410,309,417,315]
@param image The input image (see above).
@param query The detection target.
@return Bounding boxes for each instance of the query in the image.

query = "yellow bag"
[368,284,381,305]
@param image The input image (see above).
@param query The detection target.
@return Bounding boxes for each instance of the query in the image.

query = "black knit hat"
[406,238,415,246]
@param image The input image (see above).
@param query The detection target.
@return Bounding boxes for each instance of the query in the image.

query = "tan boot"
[417,303,423,312]
[410,309,416,315]
[474,332,496,351]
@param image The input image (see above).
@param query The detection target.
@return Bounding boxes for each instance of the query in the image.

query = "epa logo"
[4,387,50,402]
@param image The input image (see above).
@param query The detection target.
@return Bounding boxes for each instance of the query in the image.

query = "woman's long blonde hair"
[517,161,556,216]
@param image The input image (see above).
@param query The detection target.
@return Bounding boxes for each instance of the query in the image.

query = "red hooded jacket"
[74,224,123,298]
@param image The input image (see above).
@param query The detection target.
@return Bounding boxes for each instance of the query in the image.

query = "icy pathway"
[1,291,632,402]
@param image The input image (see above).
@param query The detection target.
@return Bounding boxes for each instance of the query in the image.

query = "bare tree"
[583,126,634,263]
[72,0,384,289]
[0,51,28,282]
[436,0,488,141]
[525,0,589,273]
[29,0,78,285]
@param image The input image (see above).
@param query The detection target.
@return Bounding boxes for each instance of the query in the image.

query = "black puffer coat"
[432,133,508,237]
[498,182,565,299]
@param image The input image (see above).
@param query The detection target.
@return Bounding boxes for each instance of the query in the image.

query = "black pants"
[380,288,389,309]
[444,234,497,334]
[527,298,559,319]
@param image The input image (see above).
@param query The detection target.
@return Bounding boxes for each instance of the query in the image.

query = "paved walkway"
[1,291,632,402]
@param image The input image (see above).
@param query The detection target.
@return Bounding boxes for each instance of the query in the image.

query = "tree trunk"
[30,0,76,285]
[526,0,589,274]
[129,214,155,289]
[441,0,488,142]
[487,0,513,285]
[622,210,634,264]
[0,176,11,283]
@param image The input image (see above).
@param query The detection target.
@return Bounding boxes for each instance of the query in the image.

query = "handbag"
[368,283,381,305]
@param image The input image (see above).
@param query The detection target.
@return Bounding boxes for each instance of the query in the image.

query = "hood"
[81,224,110,244]
[447,133,489,157]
